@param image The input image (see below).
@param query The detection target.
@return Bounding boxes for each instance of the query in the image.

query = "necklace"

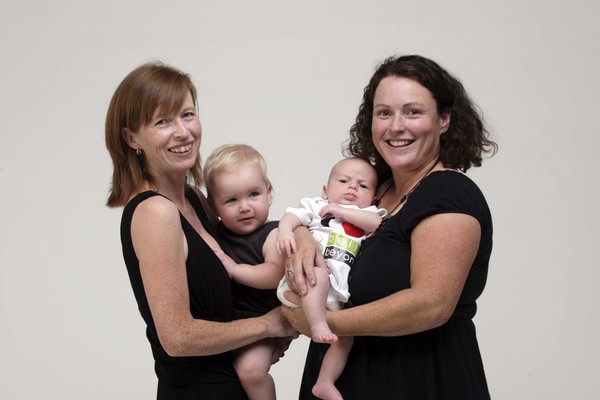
[383,159,439,216]
[362,160,439,248]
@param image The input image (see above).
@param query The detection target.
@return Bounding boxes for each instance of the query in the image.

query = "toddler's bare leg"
[234,338,277,400]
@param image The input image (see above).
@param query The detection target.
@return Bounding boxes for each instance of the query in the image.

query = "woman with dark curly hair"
[282,54,497,399]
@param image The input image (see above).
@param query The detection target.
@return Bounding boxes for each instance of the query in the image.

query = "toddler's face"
[210,165,272,235]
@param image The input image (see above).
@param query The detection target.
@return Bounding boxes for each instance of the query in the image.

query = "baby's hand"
[319,204,346,220]
[276,230,297,257]
[212,247,237,278]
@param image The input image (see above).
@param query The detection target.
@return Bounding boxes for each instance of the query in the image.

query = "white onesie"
[277,197,386,310]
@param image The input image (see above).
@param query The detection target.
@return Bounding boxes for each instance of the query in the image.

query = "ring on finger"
[286,269,294,277]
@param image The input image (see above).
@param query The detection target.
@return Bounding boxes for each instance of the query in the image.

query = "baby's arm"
[319,204,383,233]
[276,213,304,256]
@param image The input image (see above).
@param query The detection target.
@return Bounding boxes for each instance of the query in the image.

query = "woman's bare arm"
[131,196,295,357]
[283,213,479,337]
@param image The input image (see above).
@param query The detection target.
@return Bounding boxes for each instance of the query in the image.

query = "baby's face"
[323,158,377,208]
[210,164,272,235]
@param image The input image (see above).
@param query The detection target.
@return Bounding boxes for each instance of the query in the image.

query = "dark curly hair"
[345,55,497,181]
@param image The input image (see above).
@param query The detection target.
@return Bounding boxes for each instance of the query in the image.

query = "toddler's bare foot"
[312,380,344,400]
[311,323,338,344]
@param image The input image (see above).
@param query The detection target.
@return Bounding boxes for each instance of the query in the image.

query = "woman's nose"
[390,114,405,131]
[173,118,189,137]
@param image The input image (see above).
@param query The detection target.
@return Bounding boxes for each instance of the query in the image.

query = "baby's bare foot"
[311,323,338,344]
[313,380,344,400]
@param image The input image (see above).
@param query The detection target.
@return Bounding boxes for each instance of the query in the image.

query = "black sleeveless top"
[216,221,280,319]
[121,188,246,397]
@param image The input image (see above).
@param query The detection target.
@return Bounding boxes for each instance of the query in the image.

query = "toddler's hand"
[276,231,297,257]
[211,247,237,278]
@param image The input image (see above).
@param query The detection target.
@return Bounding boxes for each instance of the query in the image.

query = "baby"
[276,157,386,400]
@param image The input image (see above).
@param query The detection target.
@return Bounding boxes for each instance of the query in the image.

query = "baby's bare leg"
[234,338,277,400]
[301,267,338,343]
[312,336,353,400]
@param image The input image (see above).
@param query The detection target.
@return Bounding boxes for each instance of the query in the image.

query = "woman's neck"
[143,174,189,208]
[378,158,441,214]
[392,159,441,197]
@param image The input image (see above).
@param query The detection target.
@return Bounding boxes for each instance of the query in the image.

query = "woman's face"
[371,76,449,174]
[130,92,201,178]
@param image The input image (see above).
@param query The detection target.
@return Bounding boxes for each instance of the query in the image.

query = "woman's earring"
[136,148,142,156]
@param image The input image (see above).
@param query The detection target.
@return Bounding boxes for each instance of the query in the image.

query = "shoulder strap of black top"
[126,191,164,210]
[185,187,217,237]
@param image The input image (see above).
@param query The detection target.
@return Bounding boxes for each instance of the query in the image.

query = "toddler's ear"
[321,184,328,200]
[267,183,273,205]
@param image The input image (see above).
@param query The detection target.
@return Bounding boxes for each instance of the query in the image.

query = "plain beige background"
[1,0,599,398]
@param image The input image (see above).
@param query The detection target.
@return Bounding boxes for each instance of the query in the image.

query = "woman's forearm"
[161,308,291,357]
[327,289,450,337]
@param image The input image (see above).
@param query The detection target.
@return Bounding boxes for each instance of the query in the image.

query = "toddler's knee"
[236,365,267,386]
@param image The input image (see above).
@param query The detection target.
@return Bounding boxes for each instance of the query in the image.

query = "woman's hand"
[284,227,327,296]
[260,307,297,339]
[260,308,297,363]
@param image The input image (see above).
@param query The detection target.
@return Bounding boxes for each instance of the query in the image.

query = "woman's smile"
[387,139,414,148]
[168,143,193,154]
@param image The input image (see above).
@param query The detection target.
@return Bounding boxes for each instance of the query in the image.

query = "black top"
[300,171,493,399]
[121,188,247,398]
[216,221,281,319]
